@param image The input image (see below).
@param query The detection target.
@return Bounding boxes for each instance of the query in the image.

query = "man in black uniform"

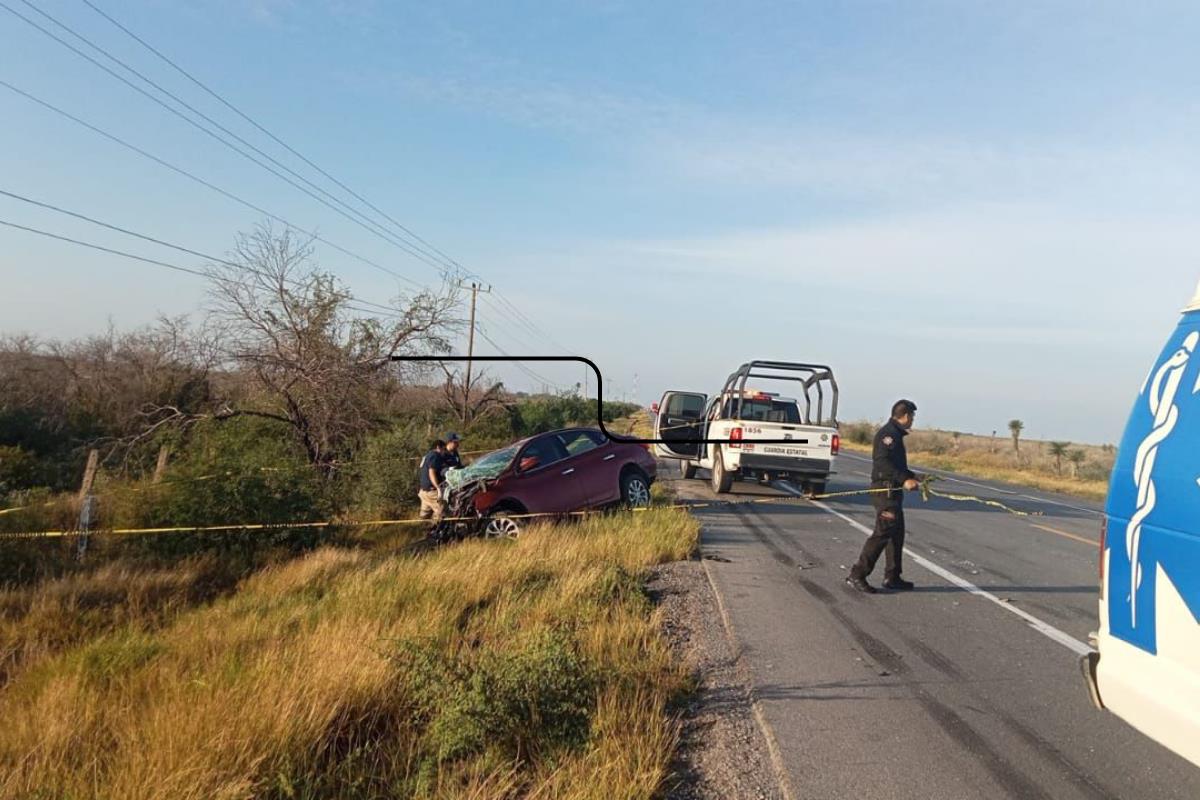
[846,399,921,593]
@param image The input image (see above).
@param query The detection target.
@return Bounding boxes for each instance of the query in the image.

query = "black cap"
[445,432,461,442]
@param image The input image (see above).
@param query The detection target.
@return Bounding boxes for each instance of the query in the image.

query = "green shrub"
[843,421,875,445]
[342,421,428,519]
[396,628,596,766]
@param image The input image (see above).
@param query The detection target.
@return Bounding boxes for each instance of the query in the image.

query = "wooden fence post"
[76,449,99,560]
[152,445,170,484]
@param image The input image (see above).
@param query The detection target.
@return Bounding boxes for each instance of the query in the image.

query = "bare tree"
[440,364,507,424]
[201,224,459,471]
[0,318,219,473]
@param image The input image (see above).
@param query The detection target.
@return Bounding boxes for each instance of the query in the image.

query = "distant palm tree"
[1049,442,1069,475]
[1008,420,1025,457]
[1068,449,1087,478]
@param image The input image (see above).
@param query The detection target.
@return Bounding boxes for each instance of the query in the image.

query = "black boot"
[882,577,915,591]
[845,574,877,594]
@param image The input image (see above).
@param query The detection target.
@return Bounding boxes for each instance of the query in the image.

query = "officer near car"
[846,399,921,593]
[417,439,447,523]
[443,432,463,472]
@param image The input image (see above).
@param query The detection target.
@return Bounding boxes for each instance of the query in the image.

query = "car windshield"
[445,444,518,489]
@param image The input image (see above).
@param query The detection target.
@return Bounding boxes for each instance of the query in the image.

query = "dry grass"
[0,508,699,800]
[0,555,238,688]
[841,423,1113,501]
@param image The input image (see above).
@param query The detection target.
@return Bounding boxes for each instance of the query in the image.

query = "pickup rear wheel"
[680,460,697,479]
[710,450,733,494]
[806,481,827,498]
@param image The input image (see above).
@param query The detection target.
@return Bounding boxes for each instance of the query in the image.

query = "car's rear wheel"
[710,450,733,494]
[621,471,652,508]
[483,512,521,538]
[681,460,697,479]
[807,481,827,498]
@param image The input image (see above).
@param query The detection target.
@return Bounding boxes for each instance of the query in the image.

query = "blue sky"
[2,1,1199,443]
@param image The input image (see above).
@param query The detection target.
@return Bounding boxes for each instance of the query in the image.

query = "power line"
[0,187,402,316]
[475,326,566,392]
[2,0,453,277]
[0,217,209,278]
[14,0,452,273]
[80,0,468,279]
[0,79,425,291]
[478,294,563,358]
[0,214,395,318]
[6,6,556,349]
[491,290,576,354]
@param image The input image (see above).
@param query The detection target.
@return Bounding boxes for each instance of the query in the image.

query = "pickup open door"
[653,391,707,460]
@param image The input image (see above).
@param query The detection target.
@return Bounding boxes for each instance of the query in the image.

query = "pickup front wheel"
[710,450,733,494]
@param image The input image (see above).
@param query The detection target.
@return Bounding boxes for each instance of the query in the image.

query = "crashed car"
[433,427,657,539]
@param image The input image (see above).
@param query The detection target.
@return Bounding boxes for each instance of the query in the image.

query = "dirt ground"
[649,558,786,800]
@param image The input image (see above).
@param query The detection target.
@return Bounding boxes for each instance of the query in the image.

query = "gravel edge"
[647,558,786,800]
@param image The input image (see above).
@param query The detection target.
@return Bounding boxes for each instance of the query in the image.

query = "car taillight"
[730,427,743,448]
[1098,516,1107,595]
[831,434,841,455]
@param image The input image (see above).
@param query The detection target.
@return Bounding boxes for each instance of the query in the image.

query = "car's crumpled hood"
[445,460,508,490]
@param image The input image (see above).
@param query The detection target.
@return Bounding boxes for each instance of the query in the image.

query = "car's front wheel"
[621,471,652,508]
[483,512,521,538]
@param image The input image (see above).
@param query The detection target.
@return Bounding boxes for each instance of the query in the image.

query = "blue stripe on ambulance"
[1106,311,1200,654]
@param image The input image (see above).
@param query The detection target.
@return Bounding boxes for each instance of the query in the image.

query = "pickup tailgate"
[711,420,838,472]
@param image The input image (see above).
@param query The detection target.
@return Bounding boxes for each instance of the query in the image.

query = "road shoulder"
[650,558,787,800]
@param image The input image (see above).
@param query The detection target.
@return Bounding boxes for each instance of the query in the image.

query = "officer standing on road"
[847,400,921,593]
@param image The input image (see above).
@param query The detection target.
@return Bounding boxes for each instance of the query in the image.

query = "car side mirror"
[519,456,540,472]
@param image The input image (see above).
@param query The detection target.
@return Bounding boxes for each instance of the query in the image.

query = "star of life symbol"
[1127,330,1199,627]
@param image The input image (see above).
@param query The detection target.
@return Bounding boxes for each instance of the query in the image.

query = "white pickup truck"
[652,360,840,495]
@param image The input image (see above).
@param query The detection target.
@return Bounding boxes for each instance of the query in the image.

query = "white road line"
[771,481,1092,657]
[934,474,1020,495]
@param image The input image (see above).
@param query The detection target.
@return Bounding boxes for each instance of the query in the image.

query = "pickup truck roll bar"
[719,360,839,426]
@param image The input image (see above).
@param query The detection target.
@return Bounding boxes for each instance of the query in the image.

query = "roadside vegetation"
[0,225,696,797]
[840,420,1114,501]
[0,509,699,799]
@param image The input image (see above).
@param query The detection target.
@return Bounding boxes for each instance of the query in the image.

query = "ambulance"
[1083,280,1200,767]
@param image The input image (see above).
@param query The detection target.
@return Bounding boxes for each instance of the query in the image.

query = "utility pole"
[455,280,492,420]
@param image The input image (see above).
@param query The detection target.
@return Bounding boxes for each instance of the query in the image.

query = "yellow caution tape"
[0,477,1043,540]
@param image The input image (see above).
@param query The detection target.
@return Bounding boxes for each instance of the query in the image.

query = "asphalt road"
[667,450,1200,800]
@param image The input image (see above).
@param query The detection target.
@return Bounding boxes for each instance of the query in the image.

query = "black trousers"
[851,488,905,581]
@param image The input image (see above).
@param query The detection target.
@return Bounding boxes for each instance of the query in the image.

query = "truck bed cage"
[720,360,839,426]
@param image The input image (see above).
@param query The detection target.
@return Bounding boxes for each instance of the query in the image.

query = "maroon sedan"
[464,427,657,537]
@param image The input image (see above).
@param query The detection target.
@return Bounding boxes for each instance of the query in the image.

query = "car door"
[653,391,707,460]
[557,429,619,506]
[511,434,585,514]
